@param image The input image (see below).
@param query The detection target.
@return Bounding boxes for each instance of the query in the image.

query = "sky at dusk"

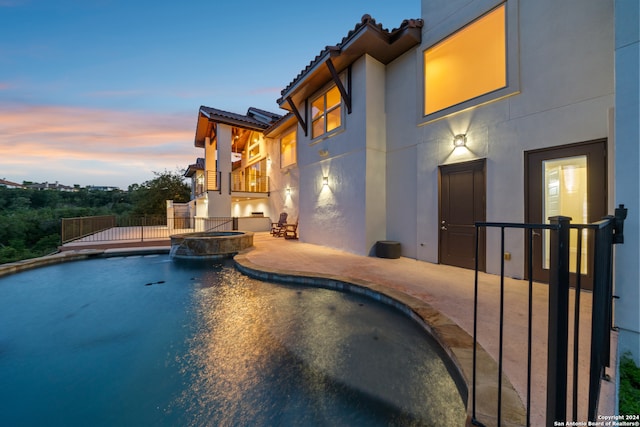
[0,0,419,189]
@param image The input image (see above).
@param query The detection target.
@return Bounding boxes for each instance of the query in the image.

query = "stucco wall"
[265,135,299,225]
[614,0,640,362]
[364,56,388,255]
[297,55,385,255]
[231,198,271,219]
[405,0,615,277]
[207,124,233,217]
[385,50,420,259]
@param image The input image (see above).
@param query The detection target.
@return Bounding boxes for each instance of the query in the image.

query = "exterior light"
[453,134,467,147]
[286,187,291,196]
[322,176,329,187]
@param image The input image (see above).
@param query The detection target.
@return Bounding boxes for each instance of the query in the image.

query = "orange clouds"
[0,103,198,187]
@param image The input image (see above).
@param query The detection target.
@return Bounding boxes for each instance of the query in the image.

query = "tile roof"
[199,106,282,130]
[247,107,283,123]
[264,112,297,137]
[184,157,205,177]
[195,106,282,148]
[278,14,423,105]
[0,178,24,188]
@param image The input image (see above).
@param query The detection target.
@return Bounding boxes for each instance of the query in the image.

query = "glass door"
[542,156,589,275]
[525,140,607,289]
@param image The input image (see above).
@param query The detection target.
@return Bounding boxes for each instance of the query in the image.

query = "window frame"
[310,82,344,141]
[421,1,519,123]
[280,126,297,169]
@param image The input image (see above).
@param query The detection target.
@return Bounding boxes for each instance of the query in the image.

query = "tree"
[129,170,190,216]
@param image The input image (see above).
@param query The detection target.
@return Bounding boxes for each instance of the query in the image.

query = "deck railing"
[61,215,236,244]
[470,205,627,426]
[61,215,116,243]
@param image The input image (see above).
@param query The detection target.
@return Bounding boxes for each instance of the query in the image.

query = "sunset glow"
[0,104,196,188]
[0,0,418,189]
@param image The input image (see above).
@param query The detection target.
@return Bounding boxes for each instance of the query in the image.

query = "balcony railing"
[207,171,221,193]
[230,171,269,193]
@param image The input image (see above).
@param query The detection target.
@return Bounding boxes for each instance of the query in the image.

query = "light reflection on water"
[0,255,466,426]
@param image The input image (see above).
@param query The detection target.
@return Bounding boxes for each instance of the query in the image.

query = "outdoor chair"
[271,212,288,237]
[284,219,299,240]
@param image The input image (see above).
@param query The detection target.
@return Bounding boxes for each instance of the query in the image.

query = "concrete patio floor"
[236,232,618,426]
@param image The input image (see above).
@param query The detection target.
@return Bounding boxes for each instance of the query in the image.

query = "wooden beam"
[286,96,307,137]
[325,58,352,114]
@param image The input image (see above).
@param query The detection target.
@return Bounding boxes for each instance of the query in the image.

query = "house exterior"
[182,107,283,231]
[181,0,639,362]
[25,181,76,191]
[0,179,24,189]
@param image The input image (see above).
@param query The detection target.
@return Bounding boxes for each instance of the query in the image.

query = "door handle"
[532,231,541,237]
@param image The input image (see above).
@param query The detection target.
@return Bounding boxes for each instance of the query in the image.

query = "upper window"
[424,4,506,116]
[280,127,297,168]
[311,85,342,139]
[247,134,261,161]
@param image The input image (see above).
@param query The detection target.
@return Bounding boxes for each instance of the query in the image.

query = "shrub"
[619,352,640,415]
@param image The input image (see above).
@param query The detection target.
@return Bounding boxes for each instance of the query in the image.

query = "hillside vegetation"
[0,171,189,264]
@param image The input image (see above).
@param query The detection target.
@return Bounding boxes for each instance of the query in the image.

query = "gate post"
[546,215,571,426]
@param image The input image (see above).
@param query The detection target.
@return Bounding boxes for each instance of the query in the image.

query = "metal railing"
[470,205,627,426]
[207,171,221,193]
[61,215,236,244]
[202,217,235,232]
[230,171,269,193]
[61,215,116,243]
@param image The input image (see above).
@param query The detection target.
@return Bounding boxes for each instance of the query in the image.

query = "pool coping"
[234,250,527,427]
[0,247,170,278]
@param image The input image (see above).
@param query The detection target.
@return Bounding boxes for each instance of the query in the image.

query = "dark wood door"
[439,159,486,271]
[525,139,607,289]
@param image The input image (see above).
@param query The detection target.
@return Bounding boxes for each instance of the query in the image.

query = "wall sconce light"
[322,176,329,187]
[286,187,291,196]
[453,134,467,147]
[318,149,329,157]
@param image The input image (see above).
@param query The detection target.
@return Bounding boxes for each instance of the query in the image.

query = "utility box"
[375,241,401,259]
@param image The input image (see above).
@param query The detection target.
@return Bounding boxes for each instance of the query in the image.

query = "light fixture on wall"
[286,187,291,196]
[322,176,329,187]
[453,134,467,147]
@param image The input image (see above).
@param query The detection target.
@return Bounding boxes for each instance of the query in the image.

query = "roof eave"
[194,106,275,147]
[264,113,298,137]
[277,17,423,109]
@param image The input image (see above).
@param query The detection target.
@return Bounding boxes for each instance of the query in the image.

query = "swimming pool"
[0,254,466,426]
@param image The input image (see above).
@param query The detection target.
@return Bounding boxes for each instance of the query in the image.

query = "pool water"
[0,255,466,426]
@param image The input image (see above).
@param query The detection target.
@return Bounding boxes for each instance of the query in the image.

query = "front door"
[439,159,486,271]
[525,140,607,289]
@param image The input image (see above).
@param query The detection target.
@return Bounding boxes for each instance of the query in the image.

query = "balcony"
[230,171,269,194]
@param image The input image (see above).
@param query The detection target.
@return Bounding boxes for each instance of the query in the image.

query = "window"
[281,128,297,168]
[248,135,261,161]
[424,4,506,116]
[246,158,268,192]
[311,85,342,139]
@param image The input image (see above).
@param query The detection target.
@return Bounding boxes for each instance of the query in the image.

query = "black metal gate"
[471,205,627,426]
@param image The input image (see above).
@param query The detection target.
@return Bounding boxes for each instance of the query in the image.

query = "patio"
[237,232,618,426]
